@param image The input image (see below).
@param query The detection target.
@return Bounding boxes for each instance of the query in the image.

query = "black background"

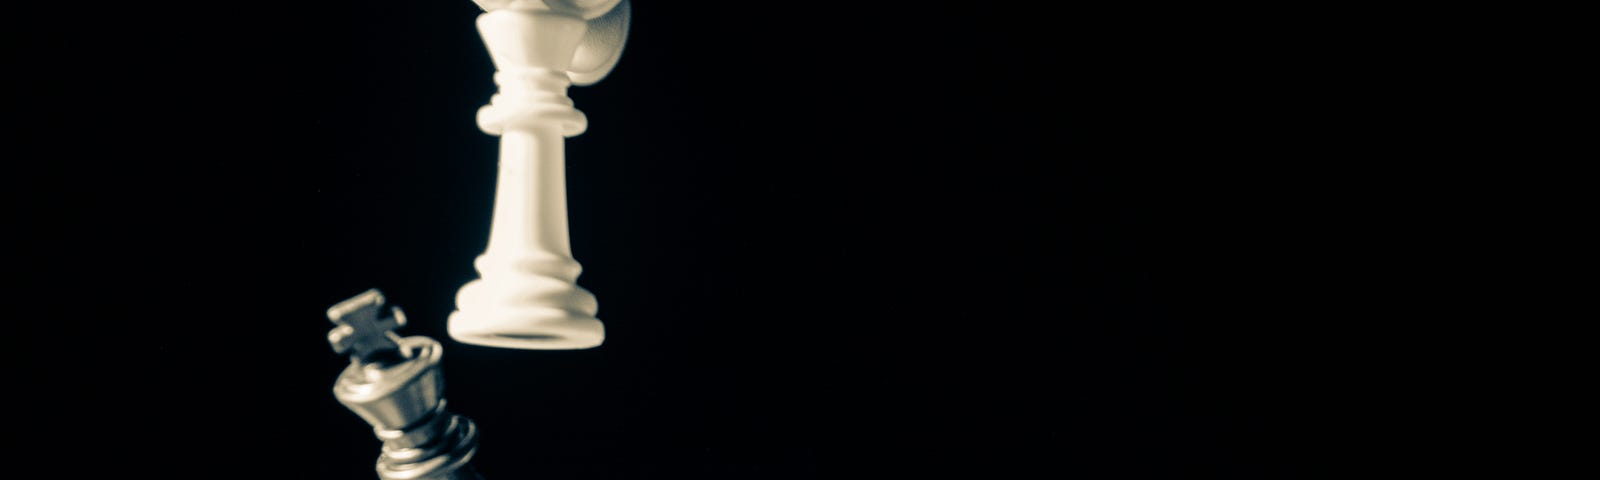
[9,2,1357,478]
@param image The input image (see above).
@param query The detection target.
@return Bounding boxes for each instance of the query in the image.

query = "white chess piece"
[449,0,629,350]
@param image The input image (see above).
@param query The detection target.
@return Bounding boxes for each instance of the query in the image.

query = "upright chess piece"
[449,0,631,350]
[329,289,485,480]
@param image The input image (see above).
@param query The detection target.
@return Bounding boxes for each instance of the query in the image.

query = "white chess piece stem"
[450,1,627,349]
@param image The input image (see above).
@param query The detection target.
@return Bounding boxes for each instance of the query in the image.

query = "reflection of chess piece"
[450,0,631,350]
[329,289,484,480]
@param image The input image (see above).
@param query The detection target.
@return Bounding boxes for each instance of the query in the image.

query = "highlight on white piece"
[449,0,630,350]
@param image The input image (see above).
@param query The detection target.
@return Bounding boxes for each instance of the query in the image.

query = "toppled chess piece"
[329,289,486,480]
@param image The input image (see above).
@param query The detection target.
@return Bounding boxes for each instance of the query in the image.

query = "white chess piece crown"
[449,0,630,350]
